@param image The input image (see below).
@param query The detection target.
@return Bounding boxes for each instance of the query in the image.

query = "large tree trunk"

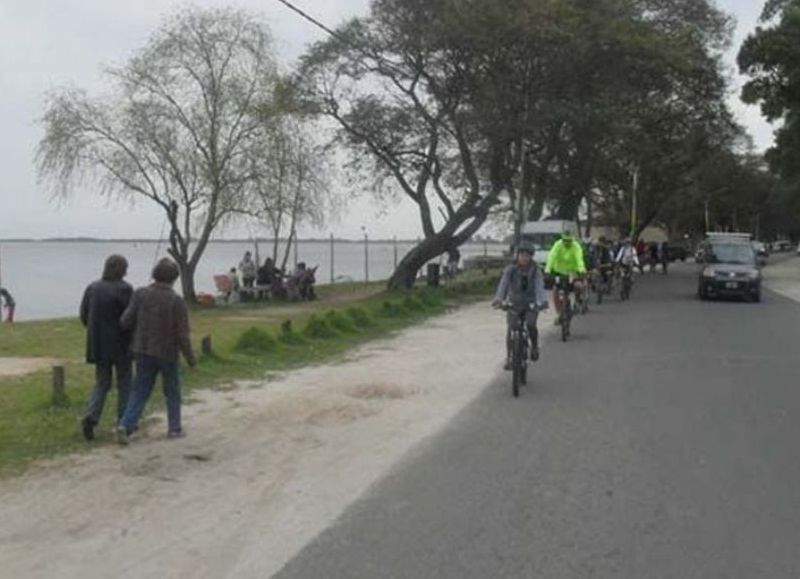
[177,260,197,303]
[387,234,451,290]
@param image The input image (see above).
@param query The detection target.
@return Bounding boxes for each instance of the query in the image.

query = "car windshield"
[708,243,756,265]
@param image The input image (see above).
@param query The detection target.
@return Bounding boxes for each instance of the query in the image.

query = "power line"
[273,0,345,43]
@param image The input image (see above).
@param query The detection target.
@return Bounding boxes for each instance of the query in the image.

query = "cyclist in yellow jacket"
[545,233,587,323]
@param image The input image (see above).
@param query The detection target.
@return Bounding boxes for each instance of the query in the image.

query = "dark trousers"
[119,354,182,434]
[506,309,539,360]
[84,358,132,425]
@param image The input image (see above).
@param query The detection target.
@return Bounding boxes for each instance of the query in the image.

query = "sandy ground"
[0,301,553,579]
[0,357,59,378]
[763,256,800,302]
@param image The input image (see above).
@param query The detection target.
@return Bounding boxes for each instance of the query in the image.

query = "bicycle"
[595,266,613,305]
[620,265,634,301]
[575,276,590,315]
[496,302,539,398]
[553,275,574,342]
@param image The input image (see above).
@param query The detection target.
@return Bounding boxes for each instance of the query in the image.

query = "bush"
[378,300,407,318]
[235,327,278,355]
[279,319,307,346]
[326,310,357,333]
[303,314,339,339]
[402,294,426,312]
[418,289,443,307]
[346,307,375,328]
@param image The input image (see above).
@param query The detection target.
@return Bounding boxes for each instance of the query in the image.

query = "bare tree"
[36,7,279,301]
[249,120,329,272]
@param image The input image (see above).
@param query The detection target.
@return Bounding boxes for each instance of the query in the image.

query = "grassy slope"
[0,274,498,476]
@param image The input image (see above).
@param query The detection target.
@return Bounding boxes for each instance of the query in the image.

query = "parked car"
[752,241,769,258]
[667,244,689,262]
[697,236,762,302]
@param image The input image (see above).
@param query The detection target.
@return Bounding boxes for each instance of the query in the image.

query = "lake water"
[0,240,505,321]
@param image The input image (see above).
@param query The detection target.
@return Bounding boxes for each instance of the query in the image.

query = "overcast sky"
[0,0,774,240]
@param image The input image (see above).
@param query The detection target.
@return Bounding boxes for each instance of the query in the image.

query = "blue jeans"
[84,359,132,425]
[120,355,182,434]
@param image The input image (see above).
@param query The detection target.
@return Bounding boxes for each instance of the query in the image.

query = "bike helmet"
[516,242,535,255]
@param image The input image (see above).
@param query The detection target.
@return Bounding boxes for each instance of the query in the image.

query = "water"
[0,240,505,321]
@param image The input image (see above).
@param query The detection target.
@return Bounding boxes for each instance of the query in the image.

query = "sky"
[0,0,776,240]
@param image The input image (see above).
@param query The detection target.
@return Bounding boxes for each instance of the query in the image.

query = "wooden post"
[201,335,213,356]
[330,233,335,284]
[52,366,66,406]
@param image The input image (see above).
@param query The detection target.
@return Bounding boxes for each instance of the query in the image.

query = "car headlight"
[703,267,717,278]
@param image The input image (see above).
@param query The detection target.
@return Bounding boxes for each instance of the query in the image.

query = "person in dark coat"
[79,255,133,441]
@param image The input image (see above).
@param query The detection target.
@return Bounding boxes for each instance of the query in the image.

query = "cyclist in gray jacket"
[492,244,549,370]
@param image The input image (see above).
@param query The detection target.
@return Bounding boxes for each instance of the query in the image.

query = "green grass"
[0,271,499,476]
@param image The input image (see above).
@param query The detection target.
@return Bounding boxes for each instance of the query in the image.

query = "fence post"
[330,233,335,284]
[52,365,67,406]
[364,232,370,284]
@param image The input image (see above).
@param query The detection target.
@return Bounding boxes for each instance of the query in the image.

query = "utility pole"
[704,199,710,234]
[632,168,639,237]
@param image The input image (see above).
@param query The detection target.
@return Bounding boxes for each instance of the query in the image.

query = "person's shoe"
[81,417,95,442]
[115,426,130,446]
[531,347,540,362]
[503,359,513,371]
[167,430,186,440]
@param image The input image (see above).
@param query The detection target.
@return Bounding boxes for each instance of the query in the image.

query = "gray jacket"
[494,264,547,308]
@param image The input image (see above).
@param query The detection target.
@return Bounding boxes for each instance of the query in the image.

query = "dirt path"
[0,302,552,578]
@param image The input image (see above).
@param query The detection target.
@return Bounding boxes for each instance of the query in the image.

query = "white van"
[521,220,580,266]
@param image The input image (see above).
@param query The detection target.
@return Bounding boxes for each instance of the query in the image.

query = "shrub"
[418,289,442,307]
[346,307,375,328]
[402,295,425,312]
[378,300,407,318]
[303,314,339,339]
[279,319,307,346]
[326,310,357,333]
[235,327,278,355]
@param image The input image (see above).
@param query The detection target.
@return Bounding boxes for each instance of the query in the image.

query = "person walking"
[116,258,196,444]
[0,287,15,323]
[79,255,133,441]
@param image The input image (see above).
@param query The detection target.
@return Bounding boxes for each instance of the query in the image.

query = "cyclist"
[595,237,616,291]
[492,244,548,370]
[616,237,640,269]
[545,232,587,323]
[615,238,640,291]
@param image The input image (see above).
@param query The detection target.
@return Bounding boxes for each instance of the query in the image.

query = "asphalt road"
[275,264,800,579]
